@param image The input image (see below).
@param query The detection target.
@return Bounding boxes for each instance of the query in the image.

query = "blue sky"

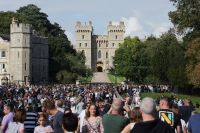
[0,0,175,44]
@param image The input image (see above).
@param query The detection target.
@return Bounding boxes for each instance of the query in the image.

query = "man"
[103,98,129,133]
[187,113,200,133]
[158,97,182,133]
[131,97,174,133]
[43,100,64,133]
[0,103,15,133]
[24,105,37,133]
[98,99,110,117]
[62,113,78,133]
[55,99,64,113]
[179,99,194,123]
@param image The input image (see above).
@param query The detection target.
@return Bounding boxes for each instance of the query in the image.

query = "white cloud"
[153,23,171,37]
[121,17,143,36]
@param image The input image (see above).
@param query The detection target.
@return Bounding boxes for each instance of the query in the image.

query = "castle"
[0,18,48,85]
[75,21,125,72]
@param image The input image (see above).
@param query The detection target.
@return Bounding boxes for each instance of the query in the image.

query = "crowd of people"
[0,83,198,133]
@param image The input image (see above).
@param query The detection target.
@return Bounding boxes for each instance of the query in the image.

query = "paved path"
[91,72,111,83]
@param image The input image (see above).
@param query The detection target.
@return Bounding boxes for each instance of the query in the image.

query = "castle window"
[99,43,101,47]
[112,43,115,47]
[82,35,85,39]
[106,43,108,47]
[18,52,20,58]
[25,63,26,71]
[98,50,101,58]
[1,51,6,58]
[116,35,118,39]
[106,52,108,59]
[2,64,5,69]
[79,43,81,47]
[85,43,87,47]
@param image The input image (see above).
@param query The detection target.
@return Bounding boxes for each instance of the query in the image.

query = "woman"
[82,104,103,133]
[121,107,142,133]
[7,109,26,133]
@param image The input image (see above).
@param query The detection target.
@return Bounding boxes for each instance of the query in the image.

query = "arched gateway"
[96,61,103,72]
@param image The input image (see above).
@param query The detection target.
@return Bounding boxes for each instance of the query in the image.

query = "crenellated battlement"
[10,18,31,34]
[75,21,93,32]
[107,21,125,33]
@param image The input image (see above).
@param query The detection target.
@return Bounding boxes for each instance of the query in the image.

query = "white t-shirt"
[7,122,24,133]
[78,110,86,133]
[34,125,53,133]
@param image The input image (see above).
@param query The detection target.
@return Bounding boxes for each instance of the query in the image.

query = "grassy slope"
[107,73,125,84]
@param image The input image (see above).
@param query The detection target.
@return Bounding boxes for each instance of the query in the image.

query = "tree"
[186,37,200,87]
[113,36,141,81]
[0,4,89,83]
[169,0,200,39]
[152,32,187,87]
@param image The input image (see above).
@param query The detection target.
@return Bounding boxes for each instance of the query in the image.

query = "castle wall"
[0,18,49,85]
[31,36,48,83]
[0,40,9,85]
[75,21,125,72]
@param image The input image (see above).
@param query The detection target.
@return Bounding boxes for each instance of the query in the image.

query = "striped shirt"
[24,112,37,129]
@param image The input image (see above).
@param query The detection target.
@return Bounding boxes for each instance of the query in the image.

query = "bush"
[56,70,78,83]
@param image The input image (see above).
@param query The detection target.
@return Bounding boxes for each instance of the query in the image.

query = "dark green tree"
[169,0,200,40]
[0,4,89,83]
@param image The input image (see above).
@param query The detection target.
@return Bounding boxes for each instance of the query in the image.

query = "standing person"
[98,99,109,117]
[62,112,78,133]
[24,105,37,133]
[43,100,64,133]
[7,109,26,133]
[55,99,64,113]
[103,98,129,133]
[34,113,53,133]
[131,97,175,133]
[187,113,200,133]
[78,99,92,133]
[0,103,15,133]
[179,99,194,123]
[158,97,182,133]
[82,104,103,133]
[121,107,142,133]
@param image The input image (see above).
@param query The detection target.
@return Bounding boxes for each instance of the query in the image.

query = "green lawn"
[107,73,126,84]
[141,92,200,112]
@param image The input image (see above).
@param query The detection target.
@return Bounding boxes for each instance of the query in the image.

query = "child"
[34,113,53,133]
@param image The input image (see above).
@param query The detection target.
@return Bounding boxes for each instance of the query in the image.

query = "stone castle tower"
[75,21,125,72]
[0,18,48,85]
[10,18,31,84]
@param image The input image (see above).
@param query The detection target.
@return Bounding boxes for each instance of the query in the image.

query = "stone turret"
[75,21,93,69]
[9,17,31,84]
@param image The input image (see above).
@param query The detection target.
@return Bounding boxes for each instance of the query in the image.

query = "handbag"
[82,125,88,133]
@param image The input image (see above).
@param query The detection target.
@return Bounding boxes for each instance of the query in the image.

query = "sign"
[159,111,174,126]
